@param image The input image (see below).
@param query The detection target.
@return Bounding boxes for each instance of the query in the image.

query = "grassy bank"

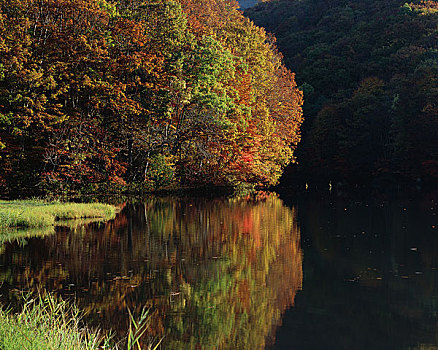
[0,200,117,228]
[0,295,106,350]
[0,295,160,350]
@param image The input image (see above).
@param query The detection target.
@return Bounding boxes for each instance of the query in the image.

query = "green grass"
[0,200,117,228]
[0,294,162,350]
[0,295,107,350]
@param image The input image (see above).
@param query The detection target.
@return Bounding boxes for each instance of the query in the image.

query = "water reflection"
[272,197,438,350]
[0,194,303,349]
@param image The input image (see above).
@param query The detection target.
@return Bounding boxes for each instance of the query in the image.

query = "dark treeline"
[0,0,303,197]
[246,0,438,191]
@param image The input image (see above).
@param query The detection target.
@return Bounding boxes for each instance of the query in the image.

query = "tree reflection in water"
[0,194,303,349]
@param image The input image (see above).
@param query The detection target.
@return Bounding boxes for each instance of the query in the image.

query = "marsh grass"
[0,200,117,228]
[127,308,163,350]
[0,294,162,350]
[0,294,108,350]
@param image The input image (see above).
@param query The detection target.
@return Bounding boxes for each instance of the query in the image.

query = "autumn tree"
[179,0,303,187]
[0,0,303,195]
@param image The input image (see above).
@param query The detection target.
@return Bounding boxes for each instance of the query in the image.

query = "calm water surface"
[0,194,437,349]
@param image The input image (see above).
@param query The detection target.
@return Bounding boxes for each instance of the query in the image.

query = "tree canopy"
[246,0,438,190]
[0,0,303,196]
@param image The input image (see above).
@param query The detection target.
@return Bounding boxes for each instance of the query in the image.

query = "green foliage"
[99,0,119,18]
[178,0,304,187]
[145,153,175,188]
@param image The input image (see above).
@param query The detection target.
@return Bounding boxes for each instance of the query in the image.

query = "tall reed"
[0,294,162,350]
[0,294,106,350]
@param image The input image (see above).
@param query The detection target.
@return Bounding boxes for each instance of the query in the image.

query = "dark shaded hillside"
[246,0,438,191]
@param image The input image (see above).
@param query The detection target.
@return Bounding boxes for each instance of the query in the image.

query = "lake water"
[0,193,437,349]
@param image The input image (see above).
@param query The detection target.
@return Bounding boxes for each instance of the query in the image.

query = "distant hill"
[246,0,438,190]
[238,0,259,9]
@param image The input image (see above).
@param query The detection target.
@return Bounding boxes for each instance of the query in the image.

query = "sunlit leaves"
[0,0,303,194]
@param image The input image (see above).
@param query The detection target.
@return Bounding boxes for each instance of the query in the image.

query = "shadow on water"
[272,194,438,350]
[0,194,303,349]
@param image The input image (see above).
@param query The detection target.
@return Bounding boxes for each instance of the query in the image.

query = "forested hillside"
[0,0,303,196]
[247,0,438,190]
